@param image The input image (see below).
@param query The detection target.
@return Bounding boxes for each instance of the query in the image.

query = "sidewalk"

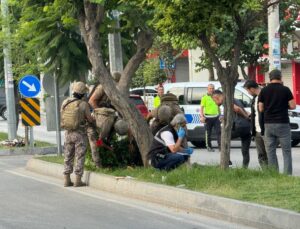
[26,158,300,229]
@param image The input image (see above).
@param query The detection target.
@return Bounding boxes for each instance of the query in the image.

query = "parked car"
[163,81,300,148]
[0,87,7,120]
[130,86,157,111]
[129,94,149,118]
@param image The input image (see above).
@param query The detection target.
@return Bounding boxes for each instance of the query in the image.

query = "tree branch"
[199,32,224,77]
[231,13,244,76]
[118,29,154,95]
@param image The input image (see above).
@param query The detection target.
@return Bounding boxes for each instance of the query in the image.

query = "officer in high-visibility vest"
[153,85,164,108]
[200,84,221,152]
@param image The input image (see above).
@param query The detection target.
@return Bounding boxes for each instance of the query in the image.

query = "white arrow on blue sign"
[19,75,41,98]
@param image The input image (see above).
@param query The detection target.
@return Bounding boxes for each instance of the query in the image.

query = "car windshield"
[129,97,144,105]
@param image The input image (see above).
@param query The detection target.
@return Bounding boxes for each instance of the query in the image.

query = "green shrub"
[85,135,143,169]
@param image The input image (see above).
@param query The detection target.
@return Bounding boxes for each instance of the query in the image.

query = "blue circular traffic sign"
[19,75,41,98]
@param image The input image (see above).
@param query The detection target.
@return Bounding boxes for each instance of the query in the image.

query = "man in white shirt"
[147,114,193,170]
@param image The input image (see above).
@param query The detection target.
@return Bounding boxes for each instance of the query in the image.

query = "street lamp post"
[268,1,281,71]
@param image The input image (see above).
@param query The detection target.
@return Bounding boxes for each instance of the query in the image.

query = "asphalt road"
[0,155,256,229]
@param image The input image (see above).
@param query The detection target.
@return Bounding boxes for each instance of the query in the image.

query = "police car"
[163,82,300,148]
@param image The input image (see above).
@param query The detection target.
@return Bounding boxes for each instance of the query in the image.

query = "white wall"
[175,58,189,82]
[188,48,247,82]
[188,48,210,82]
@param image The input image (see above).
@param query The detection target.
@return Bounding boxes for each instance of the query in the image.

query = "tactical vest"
[147,125,178,160]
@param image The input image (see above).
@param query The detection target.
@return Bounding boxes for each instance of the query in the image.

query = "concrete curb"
[26,158,300,229]
[0,146,57,156]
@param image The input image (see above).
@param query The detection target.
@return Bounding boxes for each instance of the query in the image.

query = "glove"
[182,147,193,155]
[177,127,186,138]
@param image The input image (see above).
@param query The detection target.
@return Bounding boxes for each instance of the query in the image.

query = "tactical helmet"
[73,81,89,94]
[161,93,178,103]
[170,113,187,126]
[157,105,172,124]
[114,119,129,135]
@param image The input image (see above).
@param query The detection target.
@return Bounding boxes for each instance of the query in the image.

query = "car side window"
[217,87,252,108]
[234,89,251,108]
[146,89,157,94]
[130,89,143,96]
[187,87,207,105]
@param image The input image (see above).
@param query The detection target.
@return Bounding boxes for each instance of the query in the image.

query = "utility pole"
[1,0,17,140]
[54,72,62,156]
[268,1,281,71]
[108,10,123,73]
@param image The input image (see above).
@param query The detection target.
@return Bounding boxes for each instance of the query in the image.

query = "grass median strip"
[38,155,300,213]
[0,132,54,148]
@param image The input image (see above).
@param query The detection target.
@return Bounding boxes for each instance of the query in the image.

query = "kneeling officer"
[61,81,94,187]
[147,113,193,171]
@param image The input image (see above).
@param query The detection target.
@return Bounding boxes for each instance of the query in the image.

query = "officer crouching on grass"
[147,113,194,171]
[61,81,94,187]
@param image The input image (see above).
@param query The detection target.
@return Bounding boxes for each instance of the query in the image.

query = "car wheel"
[191,141,206,148]
[1,107,7,120]
[291,139,300,147]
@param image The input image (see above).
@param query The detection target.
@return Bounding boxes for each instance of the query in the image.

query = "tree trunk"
[78,2,153,166]
[208,65,215,81]
[200,30,242,169]
[219,78,236,169]
[205,50,215,81]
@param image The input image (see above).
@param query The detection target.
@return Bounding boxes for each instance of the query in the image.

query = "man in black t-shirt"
[243,80,268,168]
[258,69,296,175]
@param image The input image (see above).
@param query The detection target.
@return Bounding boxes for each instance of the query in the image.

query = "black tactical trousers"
[231,126,252,168]
[205,117,221,149]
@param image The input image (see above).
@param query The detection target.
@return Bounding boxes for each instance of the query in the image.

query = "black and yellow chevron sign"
[20,98,41,126]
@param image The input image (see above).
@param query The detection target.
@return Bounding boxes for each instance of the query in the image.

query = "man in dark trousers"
[258,69,296,175]
[243,80,268,168]
[147,113,193,171]
[200,84,221,152]
[212,90,251,168]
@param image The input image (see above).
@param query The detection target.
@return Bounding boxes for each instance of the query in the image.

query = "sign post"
[18,75,41,147]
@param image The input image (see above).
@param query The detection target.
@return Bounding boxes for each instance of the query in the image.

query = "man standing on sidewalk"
[243,80,268,168]
[200,84,221,152]
[61,82,94,187]
[258,69,296,175]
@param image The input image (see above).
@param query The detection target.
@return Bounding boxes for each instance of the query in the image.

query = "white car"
[163,81,300,148]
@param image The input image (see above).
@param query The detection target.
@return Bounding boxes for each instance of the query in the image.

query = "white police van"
[163,82,300,148]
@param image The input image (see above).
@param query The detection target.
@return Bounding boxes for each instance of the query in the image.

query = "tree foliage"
[149,0,266,168]
[76,0,155,165]
[132,58,165,87]
[0,0,156,165]
[14,0,90,83]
